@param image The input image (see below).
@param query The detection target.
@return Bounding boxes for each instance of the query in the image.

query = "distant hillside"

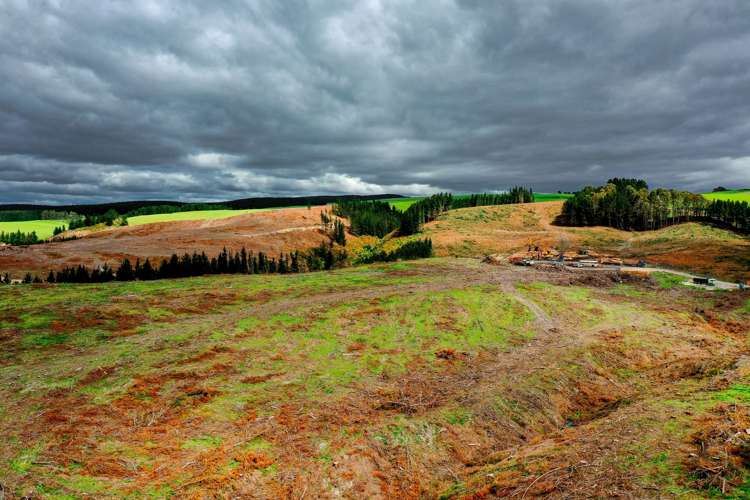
[0,194,403,216]
[420,201,750,281]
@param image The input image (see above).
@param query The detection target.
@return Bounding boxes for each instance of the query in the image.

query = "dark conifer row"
[356,239,433,264]
[0,230,39,245]
[450,187,535,209]
[398,193,454,235]
[559,179,750,232]
[335,188,534,237]
[124,203,230,217]
[332,200,402,237]
[704,199,750,232]
[40,242,346,284]
[68,209,126,230]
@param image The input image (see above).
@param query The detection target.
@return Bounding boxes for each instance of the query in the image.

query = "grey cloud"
[1,0,749,204]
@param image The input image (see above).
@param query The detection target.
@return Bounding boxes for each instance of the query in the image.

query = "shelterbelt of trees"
[2,237,434,284]
[334,188,535,238]
[559,178,750,232]
[1,243,345,285]
[0,230,40,245]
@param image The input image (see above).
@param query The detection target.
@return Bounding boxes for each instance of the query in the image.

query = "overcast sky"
[1,0,750,204]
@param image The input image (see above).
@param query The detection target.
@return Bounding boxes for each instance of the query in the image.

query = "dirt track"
[0,206,331,276]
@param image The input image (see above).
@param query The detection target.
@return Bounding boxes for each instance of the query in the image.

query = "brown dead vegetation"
[686,403,750,494]
[0,206,332,275]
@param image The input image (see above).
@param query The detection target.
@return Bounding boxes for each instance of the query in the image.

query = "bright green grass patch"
[714,384,750,404]
[128,209,264,226]
[182,435,223,450]
[383,197,424,211]
[533,193,573,202]
[0,219,67,240]
[651,272,685,289]
[702,189,750,203]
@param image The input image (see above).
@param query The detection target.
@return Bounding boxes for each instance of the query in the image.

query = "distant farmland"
[703,189,750,202]
[0,220,65,240]
[385,193,572,211]
[127,209,268,226]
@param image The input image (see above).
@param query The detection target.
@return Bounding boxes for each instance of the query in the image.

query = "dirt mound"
[0,206,331,275]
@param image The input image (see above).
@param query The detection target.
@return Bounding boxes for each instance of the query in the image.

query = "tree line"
[355,238,434,264]
[334,188,535,237]
[558,178,749,232]
[6,242,346,285]
[0,230,40,245]
[450,188,535,209]
[124,203,230,217]
[0,209,76,222]
[68,209,126,230]
[332,200,402,237]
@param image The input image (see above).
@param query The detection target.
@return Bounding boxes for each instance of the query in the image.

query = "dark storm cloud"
[1,0,749,203]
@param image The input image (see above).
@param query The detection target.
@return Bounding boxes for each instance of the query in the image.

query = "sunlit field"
[0,220,67,240]
[127,209,266,226]
[703,189,750,203]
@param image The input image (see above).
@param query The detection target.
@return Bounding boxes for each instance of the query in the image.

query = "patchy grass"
[2,258,748,498]
[651,272,685,289]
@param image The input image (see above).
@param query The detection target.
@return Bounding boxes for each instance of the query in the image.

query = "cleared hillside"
[0,207,332,277]
[1,259,748,498]
[423,201,750,281]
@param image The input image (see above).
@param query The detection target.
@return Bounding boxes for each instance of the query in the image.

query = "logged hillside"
[423,201,750,281]
[0,207,332,277]
[1,259,749,498]
[1,201,748,281]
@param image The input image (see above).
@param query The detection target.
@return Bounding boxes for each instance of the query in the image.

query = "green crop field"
[127,209,266,226]
[0,220,66,240]
[702,189,750,202]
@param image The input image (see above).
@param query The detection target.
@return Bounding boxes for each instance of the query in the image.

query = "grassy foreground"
[2,258,749,498]
[0,220,67,240]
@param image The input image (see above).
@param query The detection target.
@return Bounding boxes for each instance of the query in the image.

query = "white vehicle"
[573,260,600,268]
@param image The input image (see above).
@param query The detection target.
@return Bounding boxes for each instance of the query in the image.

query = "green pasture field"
[0,220,67,240]
[127,209,267,226]
[532,192,573,202]
[702,189,750,202]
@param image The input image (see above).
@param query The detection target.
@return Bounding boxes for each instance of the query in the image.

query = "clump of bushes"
[356,239,433,264]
